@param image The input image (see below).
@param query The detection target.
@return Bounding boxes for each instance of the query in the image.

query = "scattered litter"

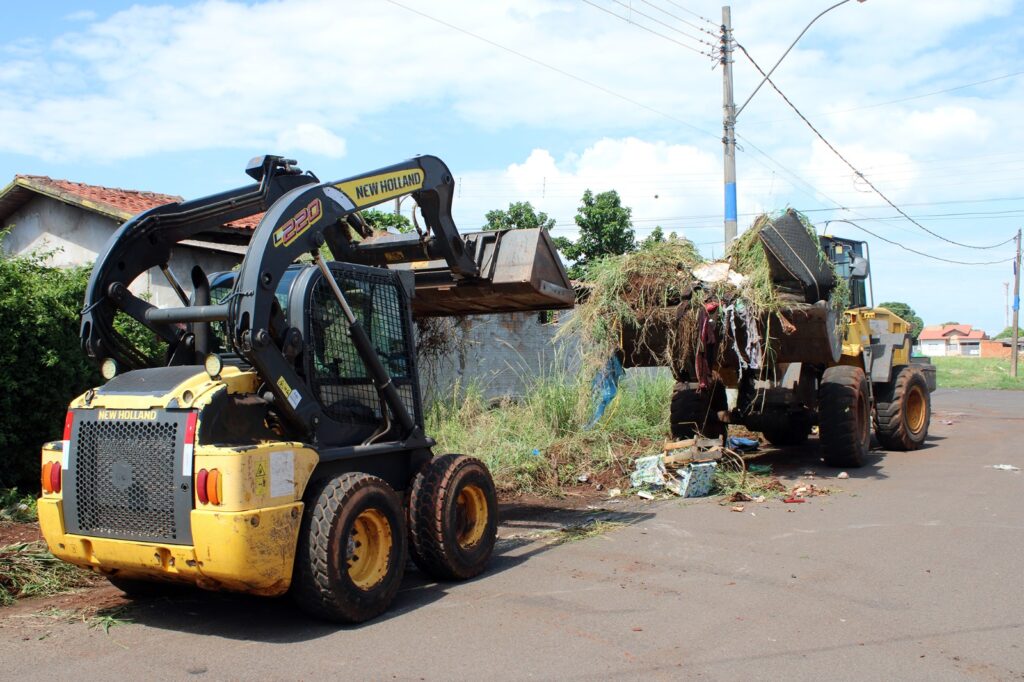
[595,483,605,491]
[577,473,590,483]
[728,491,753,503]
[630,455,666,489]
[837,471,849,479]
[753,495,766,503]
[991,464,1020,472]
[731,505,745,512]
[665,461,717,498]
[608,488,622,498]
[531,449,541,457]
[783,497,806,504]
[802,470,817,479]
[637,490,655,500]
[943,420,954,426]
[727,436,759,452]
[748,464,772,475]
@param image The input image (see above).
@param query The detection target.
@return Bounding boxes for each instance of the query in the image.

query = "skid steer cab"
[39,155,573,623]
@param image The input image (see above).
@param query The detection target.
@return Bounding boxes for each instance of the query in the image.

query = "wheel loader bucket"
[391,228,575,317]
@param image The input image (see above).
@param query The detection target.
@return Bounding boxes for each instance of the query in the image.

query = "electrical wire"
[823,219,1014,266]
[383,0,720,140]
[658,0,719,27]
[635,0,719,39]
[736,42,1017,251]
[582,0,715,56]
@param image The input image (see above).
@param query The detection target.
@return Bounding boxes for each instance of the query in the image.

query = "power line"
[658,0,719,28]
[581,0,715,56]
[823,219,1014,266]
[743,69,1024,124]
[735,42,1017,251]
[383,0,720,140]
[636,0,719,39]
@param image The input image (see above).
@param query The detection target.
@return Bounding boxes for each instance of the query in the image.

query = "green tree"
[483,201,556,231]
[878,301,924,340]
[995,326,1024,339]
[361,209,413,233]
[640,226,665,249]
[554,189,635,279]
[0,244,99,489]
[941,321,960,326]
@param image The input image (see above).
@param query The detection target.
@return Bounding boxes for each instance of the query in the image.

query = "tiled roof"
[918,324,987,341]
[0,175,259,231]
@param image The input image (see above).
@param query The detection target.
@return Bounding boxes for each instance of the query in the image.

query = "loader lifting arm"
[81,154,572,447]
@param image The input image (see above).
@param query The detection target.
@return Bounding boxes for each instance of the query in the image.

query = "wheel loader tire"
[761,414,812,447]
[292,473,406,623]
[670,381,727,440]
[818,365,871,468]
[875,366,930,451]
[407,454,498,581]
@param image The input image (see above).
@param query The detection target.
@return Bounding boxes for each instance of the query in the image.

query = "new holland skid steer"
[38,155,573,622]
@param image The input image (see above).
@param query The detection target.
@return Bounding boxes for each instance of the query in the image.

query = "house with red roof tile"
[917,323,988,357]
[0,175,257,308]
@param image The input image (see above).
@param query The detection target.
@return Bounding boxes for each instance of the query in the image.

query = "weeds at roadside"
[712,469,787,501]
[33,605,133,634]
[551,520,626,545]
[426,366,673,495]
[0,541,96,606]
[1,488,38,524]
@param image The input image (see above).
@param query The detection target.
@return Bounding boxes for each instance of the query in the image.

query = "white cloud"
[275,123,346,159]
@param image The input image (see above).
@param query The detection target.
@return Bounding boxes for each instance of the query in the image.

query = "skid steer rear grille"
[65,411,194,545]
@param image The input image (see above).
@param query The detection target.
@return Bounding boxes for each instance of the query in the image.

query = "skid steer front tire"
[408,454,498,581]
[875,366,930,451]
[670,381,727,440]
[819,365,871,468]
[293,473,406,623]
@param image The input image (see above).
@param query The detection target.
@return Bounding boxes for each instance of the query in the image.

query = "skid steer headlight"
[101,358,118,381]
[204,353,223,379]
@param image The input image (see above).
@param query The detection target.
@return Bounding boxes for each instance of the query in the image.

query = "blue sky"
[2,0,1023,334]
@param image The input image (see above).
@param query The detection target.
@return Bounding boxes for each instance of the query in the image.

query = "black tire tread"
[875,366,930,451]
[292,472,405,623]
[819,365,870,468]
[408,454,497,581]
[670,381,727,440]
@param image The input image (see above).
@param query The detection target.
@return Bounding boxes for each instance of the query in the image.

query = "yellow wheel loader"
[38,155,572,622]
[628,210,936,467]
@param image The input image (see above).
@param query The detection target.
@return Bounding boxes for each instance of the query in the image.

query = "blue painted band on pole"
[1015,295,1020,311]
[725,182,737,222]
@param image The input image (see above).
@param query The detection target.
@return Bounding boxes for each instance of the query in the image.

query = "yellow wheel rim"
[905,385,927,434]
[455,484,489,549]
[346,509,392,591]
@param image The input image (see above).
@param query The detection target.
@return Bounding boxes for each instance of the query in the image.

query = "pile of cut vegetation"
[566,210,848,376]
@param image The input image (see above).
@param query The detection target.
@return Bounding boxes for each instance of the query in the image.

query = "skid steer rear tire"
[407,454,498,581]
[292,473,406,623]
[819,365,871,468]
[670,381,727,440]
[874,366,930,451]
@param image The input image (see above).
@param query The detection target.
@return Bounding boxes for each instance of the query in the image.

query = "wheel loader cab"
[820,236,871,308]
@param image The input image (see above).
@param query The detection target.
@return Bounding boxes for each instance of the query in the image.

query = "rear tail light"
[41,460,61,495]
[195,468,222,506]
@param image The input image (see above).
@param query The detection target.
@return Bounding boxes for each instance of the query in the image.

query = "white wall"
[3,194,241,308]
[919,340,947,357]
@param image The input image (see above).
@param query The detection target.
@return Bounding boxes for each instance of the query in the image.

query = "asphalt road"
[3,389,1023,681]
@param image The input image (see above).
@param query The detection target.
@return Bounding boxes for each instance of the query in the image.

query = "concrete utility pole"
[721,6,737,250]
[1012,229,1021,378]
[721,0,866,251]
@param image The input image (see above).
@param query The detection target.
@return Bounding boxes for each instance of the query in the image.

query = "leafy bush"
[0,243,98,489]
